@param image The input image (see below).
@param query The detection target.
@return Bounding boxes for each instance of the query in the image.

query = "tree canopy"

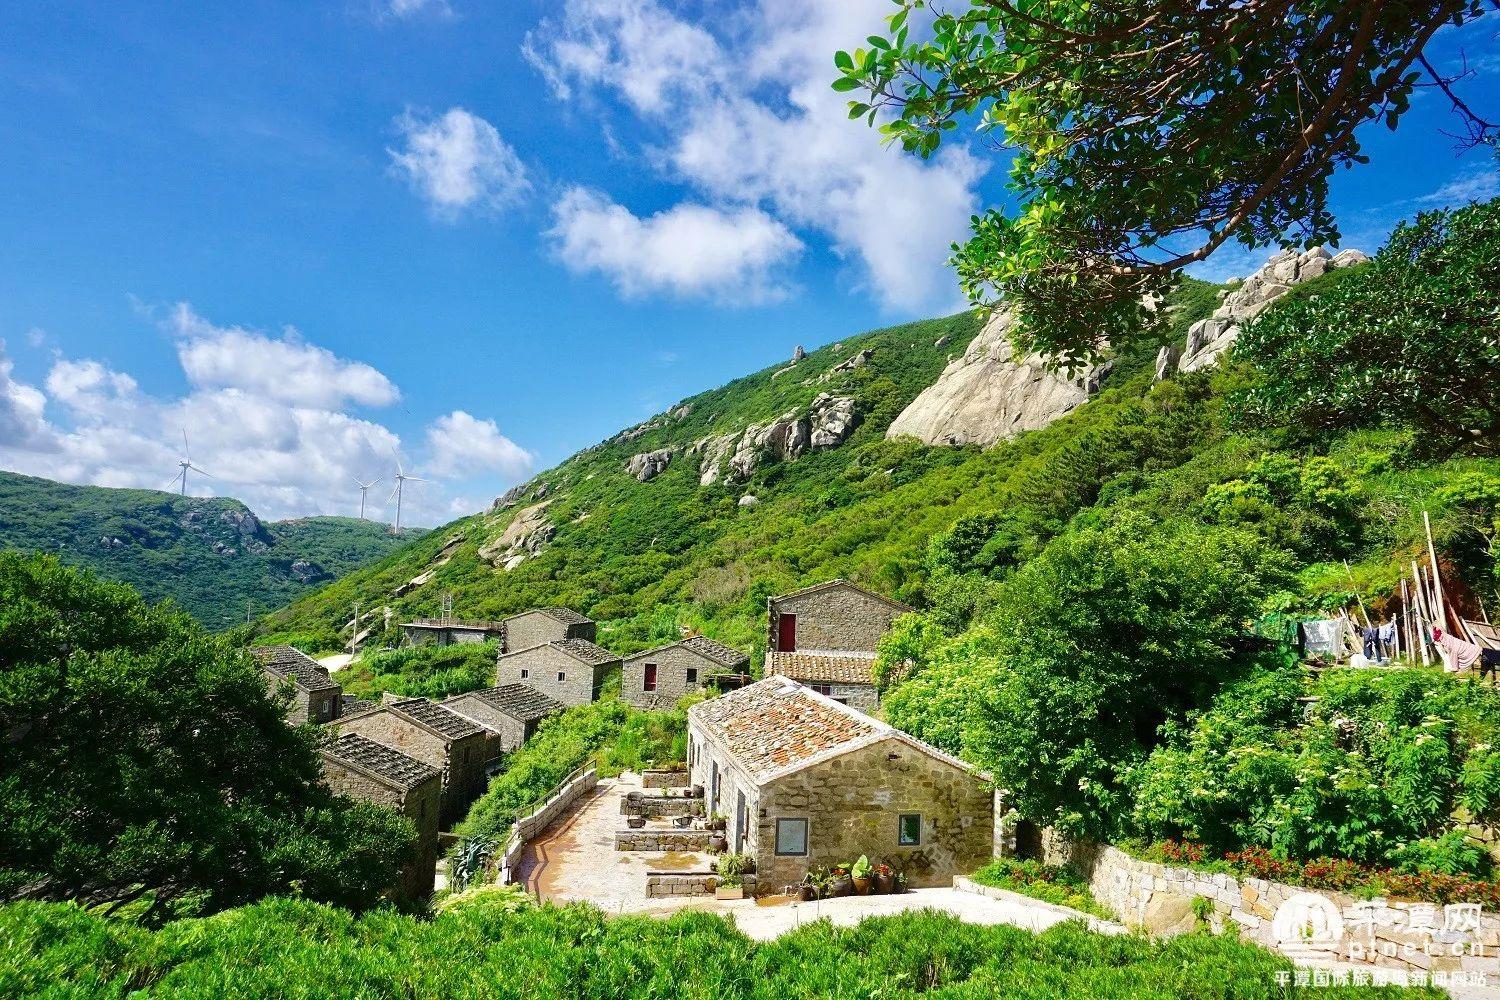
[837,0,1494,366]
[0,553,414,921]
[1232,197,1500,455]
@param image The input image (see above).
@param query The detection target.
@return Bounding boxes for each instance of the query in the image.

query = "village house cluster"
[255,578,994,902]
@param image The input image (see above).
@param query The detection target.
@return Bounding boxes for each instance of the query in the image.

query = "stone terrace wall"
[642,769,692,789]
[621,793,703,819]
[1087,844,1500,979]
[498,767,598,886]
[615,829,712,852]
[646,872,759,899]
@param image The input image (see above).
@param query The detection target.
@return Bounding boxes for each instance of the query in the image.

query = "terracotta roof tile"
[690,676,878,783]
[252,646,340,693]
[322,733,439,790]
[766,649,879,686]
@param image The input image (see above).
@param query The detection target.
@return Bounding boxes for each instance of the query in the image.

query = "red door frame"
[777,613,797,652]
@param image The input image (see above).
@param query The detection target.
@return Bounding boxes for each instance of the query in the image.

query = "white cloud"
[524,0,986,313]
[548,187,802,304]
[386,0,451,18]
[168,303,399,408]
[0,308,534,525]
[0,342,59,453]
[424,410,535,478]
[1418,167,1500,206]
[389,107,529,219]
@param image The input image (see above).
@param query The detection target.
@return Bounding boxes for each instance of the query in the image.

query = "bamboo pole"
[1344,560,1372,629]
[1423,511,1458,638]
[1411,561,1432,667]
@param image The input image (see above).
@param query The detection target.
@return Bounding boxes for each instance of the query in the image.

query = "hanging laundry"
[1482,648,1500,682]
[1433,626,1482,672]
[1299,619,1342,658]
[1362,626,1380,661]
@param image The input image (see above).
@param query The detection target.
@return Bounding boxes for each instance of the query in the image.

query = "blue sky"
[0,1,1495,524]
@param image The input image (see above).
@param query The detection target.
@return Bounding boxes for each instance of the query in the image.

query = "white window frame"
[775,817,809,856]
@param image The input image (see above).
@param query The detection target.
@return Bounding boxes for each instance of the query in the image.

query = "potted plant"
[627,815,646,829]
[709,831,728,853]
[691,784,704,798]
[872,861,894,894]
[893,871,909,894]
[850,855,873,895]
[673,814,693,829]
[707,811,727,832]
[828,864,853,897]
[714,852,753,900]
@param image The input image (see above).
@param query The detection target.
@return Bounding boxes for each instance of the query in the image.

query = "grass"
[0,894,1435,998]
[969,859,1118,921]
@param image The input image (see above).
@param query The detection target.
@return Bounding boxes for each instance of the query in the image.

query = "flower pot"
[829,876,852,897]
[799,884,817,902]
[691,785,704,798]
[893,875,908,894]
[852,876,872,896]
[715,885,744,900]
[709,834,728,853]
[627,816,646,829]
[673,814,692,829]
[872,872,894,894]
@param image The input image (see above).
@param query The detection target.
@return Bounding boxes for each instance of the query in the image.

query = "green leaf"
[832,77,862,93]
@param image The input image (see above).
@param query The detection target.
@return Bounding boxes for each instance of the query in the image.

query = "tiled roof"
[768,578,913,613]
[457,684,564,722]
[252,646,339,692]
[505,606,592,626]
[682,635,751,668]
[389,698,484,741]
[766,649,879,686]
[552,638,619,666]
[323,733,439,790]
[690,675,986,785]
[690,676,877,784]
[340,694,379,719]
[401,619,506,632]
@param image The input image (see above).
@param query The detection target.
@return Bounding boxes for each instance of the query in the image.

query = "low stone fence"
[621,793,703,819]
[646,872,758,899]
[616,829,712,852]
[498,766,598,886]
[1081,842,1500,979]
[642,769,691,789]
[953,876,1123,935]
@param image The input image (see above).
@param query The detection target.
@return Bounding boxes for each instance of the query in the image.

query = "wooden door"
[777,613,797,652]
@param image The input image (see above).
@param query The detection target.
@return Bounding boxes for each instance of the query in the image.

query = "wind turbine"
[171,429,212,496]
[354,476,381,519]
[388,457,425,535]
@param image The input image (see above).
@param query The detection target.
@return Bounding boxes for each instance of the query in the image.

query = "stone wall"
[615,829,713,852]
[755,735,993,895]
[495,643,610,707]
[337,709,486,826]
[642,769,691,789]
[622,645,720,709]
[1083,843,1500,979]
[502,611,593,654]
[811,680,879,713]
[769,585,903,655]
[442,693,531,753]
[498,767,598,886]
[621,792,704,819]
[646,872,759,898]
[320,760,441,900]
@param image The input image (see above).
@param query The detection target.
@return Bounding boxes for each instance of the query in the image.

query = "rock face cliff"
[886,310,1110,447]
[1160,245,1368,377]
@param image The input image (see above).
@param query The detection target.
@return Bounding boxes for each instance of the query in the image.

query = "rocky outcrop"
[729,412,807,482]
[886,310,1110,447]
[479,501,554,571]
[626,448,674,482]
[692,434,737,486]
[809,393,857,449]
[1162,245,1368,377]
[827,348,874,378]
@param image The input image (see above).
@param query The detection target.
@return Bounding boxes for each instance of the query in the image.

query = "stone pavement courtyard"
[513,771,1119,941]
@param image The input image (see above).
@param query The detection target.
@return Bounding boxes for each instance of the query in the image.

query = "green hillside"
[0,471,422,627]
[258,279,1223,655]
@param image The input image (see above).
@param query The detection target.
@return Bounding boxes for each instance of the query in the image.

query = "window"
[557,671,566,682]
[643,663,658,692]
[318,699,333,719]
[686,667,698,684]
[775,818,808,856]
[520,668,529,679]
[898,813,922,846]
[810,683,832,696]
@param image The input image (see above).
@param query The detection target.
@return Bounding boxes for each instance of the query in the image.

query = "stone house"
[500,607,595,653]
[764,579,912,712]
[252,645,342,726]
[442,683,565,759]
[621,635,751,710]
[686,675,992,894]
[320,732,442,900]
[338,697,488,825]
[400,618,506,647]
[494,638,619,707]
